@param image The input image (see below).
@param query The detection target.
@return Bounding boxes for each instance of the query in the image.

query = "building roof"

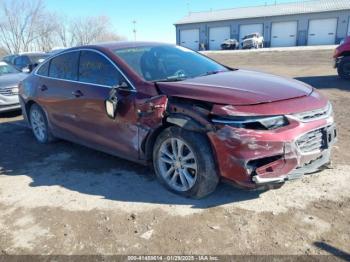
[175,0,350,25]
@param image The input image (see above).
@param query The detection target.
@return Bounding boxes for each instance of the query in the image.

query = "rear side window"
[37,61,50,76]
[49,52,79,80]
[79,51,120,86]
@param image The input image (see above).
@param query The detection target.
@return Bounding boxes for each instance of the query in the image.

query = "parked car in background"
[334,36,350,79]
[13,53,49,72]
[0,62,27,113]
[242,33,264,49]
[2,54,19,65]
[221,39,240,50]
[19,42,336,198]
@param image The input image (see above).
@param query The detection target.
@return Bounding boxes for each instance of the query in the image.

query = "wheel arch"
[23,100,36,126]
[143,113,213,162]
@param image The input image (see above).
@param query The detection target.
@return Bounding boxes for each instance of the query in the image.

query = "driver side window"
[79,51,121,87]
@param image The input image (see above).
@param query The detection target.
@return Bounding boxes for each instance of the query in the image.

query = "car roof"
[69,41,174,52]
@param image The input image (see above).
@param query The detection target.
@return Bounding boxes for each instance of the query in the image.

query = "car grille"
[0,86,18,96]
[296,128,325,154]
[292,103,332,122]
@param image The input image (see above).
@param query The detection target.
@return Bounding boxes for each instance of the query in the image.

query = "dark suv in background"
[13,53,49,72]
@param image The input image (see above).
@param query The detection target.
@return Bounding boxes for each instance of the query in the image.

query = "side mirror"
[115,81,129,90]
[105,88,119,119]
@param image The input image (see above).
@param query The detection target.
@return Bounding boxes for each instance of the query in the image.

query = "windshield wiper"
[154,75,188,82]
[197,70,226,77]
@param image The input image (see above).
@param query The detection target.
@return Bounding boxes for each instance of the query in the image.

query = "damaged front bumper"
[208,115,337,189]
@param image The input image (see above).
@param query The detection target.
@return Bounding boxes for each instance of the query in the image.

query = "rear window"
[49,52,79,80]
[37,61,50,76]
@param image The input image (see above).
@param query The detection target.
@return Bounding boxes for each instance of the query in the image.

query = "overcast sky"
[45,0,299,43]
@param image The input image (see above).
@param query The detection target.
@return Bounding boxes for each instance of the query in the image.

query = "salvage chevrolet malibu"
[19,42,337,198]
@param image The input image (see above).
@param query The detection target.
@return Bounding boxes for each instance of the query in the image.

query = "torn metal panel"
[136,95,168,128]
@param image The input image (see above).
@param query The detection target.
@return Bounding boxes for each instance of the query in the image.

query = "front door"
[71,50,139,159]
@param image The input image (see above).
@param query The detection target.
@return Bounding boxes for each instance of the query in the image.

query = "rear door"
[35,51,81,139]
[71,50,139,159]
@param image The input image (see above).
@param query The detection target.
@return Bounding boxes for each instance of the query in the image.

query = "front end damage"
[141,92,337,190]
[207,102,337,189]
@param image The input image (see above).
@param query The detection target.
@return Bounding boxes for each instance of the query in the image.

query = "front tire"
[153,126,219,199]
[337,57,350,79]
[29,103,55,143]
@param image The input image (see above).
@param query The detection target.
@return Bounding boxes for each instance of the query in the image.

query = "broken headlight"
[212,115,289,130]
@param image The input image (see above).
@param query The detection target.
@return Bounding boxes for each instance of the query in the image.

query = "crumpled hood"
[157,70,313,106]
[0,73,27,88]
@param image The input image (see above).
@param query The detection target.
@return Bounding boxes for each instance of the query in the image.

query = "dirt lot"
[0,49,349,257]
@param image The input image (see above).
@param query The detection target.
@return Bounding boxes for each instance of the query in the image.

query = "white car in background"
[242,33,264,49]
[0,62,27,113]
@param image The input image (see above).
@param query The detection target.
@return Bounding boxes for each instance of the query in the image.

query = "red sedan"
[19,42,337,198]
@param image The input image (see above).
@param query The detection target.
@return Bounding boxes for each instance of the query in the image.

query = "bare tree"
[54,15,73,48]
[70,16,123,46]
[0,1,125,53]
[0,46,7,57]
[35,12,60,51]
[0,0,45,53]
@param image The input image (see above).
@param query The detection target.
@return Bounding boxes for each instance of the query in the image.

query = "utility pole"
[132,20,137,41]
[186,1,191,14]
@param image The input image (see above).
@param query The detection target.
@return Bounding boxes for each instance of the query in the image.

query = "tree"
[0,0,125,53]
[0,46,7,57]
[0,0,45,53]
[70,16,124,46]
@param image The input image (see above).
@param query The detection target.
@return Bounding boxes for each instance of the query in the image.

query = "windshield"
[114,45,228,82]
[0,63,19,74]
[243,34,258,40]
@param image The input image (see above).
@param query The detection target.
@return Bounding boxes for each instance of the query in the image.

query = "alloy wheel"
[30,108,47,142]
[157,138,198,192]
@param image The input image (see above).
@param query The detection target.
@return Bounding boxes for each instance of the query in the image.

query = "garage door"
[308,18,337,45]
[239,24,263,41]
[271,21,298,47]
[209,27,230,50]
[180,29,199,51]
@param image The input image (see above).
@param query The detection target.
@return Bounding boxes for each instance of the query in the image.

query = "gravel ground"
[0,48,349,257]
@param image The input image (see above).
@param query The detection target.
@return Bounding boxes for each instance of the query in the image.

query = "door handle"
[40,85,48,91]
[72,90,83,98]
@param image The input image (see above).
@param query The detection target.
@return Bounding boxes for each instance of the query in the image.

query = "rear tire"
[29,103,55,144]
[153,126,219,199]
[338,57,350,80]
